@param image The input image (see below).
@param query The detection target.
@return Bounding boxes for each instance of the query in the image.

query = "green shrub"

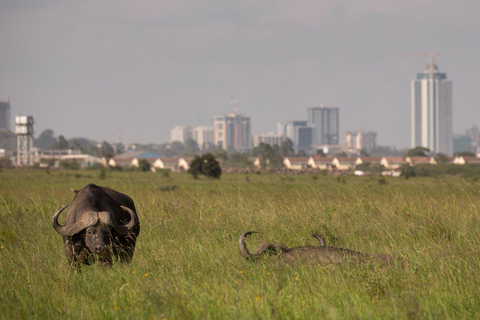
[188,153,222,179]
[137,159,151,172]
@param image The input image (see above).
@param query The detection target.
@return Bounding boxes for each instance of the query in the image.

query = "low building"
[355,157,383,166]
[33,149,102,168]
[252,132,287,147]
[453,156,480,165]
[332,157,357,171]
[151,157,192,172]
[380,157,405,170]
[308,155,334,170]
[283,157,310,170]
[109,151,163,168]
[405,157,437,166]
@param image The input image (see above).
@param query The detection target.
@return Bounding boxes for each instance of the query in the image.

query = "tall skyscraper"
[277,120,311,152]
[0,97,11,131]
[214,113,251,152]
[411,56,453,155]
[308,105,339,146]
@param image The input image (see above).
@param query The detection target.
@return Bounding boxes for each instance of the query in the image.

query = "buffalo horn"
[52,206,98,236]
[239,231,281,261]
[99,206,138,235]
[52,205,69,235]
[312,234,326,246]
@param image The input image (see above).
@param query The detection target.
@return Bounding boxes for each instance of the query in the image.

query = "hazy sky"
[1,0,479,148]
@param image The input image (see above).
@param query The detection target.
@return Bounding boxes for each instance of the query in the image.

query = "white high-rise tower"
[411,52,453,155]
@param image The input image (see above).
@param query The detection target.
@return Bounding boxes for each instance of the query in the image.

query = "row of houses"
[25,149,480,173]
[107,154,480,173]
[106,156,192,172]
[283,155,480,171]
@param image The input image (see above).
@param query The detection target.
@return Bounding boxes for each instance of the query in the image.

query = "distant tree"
[211,147,228,161]
[68,139,85,152]
[315,149,326,157]
[406,146,430,157]
[0,130,16,150]
[86,145,101,157]
[100,141,115,158]
[226,153,252,168]
[435,153,450,163]
[68,137,98,150]
[188,153,222,179]
[170,141,185,156]
[155,143,171,156]
[202,142,216,152]
[137,159,151,172]
[260,144,275,160]
[359,149,369,157]
[35,129,57,150]
[202,153,222,178]
[333,151,347,157]
[280,139,294,157]
[249,142,266,157]
[255,143,283,168]
[401,164,416,179]
[453,151,476,157]
[188,156,203,179]
[51,135,69,149]
[184,138,199,156]
[114,143,125,155]
[59,159,80,170]
[369,146,404,157]
[0,157,12,168]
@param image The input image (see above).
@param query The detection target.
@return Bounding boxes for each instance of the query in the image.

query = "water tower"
[15,115,34,166]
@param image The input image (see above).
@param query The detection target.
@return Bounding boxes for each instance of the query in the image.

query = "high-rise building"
[308,105,339,146]
[345,130,377,153]
[214,113,251,152]
[0,97,11,131]
[411,57,453,155]
[193,126,214,150]
[170,126,193,143]
[466,124,479,148]
[278,120,310,152]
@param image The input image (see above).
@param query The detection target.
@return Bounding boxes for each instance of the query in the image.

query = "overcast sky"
[1,0,479,148]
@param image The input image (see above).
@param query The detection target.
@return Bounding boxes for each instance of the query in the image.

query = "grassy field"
[1,169,480,319]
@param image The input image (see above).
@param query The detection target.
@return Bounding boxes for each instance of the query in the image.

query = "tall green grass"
[1,169,480,319]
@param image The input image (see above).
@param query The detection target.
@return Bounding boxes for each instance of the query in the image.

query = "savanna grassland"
[1,169,480,319]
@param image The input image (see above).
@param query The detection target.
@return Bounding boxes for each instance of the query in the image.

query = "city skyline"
[1,1,479,148]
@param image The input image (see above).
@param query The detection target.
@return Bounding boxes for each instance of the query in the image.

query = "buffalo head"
[52,202,138,264]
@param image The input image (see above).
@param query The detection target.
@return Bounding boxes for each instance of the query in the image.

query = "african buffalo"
[239,231,404,267]
[52,184,140,265]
